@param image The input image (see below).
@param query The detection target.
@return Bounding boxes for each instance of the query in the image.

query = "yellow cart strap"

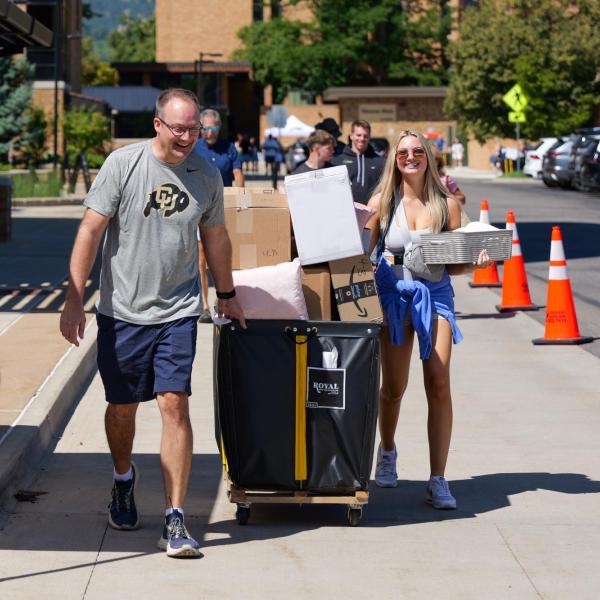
[221,435,229,473]
[295,335,308,481]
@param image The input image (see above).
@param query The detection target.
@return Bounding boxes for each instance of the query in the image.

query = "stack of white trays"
[419,229,513,264]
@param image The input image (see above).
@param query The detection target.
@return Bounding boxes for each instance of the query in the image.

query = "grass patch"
[499,170,527,179]
[11,171,63,197]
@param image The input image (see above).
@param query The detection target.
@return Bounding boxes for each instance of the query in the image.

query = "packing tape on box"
[235,208,254,234]
[239,244,258,269]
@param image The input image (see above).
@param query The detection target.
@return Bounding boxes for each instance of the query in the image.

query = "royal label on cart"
[306,367,346,410]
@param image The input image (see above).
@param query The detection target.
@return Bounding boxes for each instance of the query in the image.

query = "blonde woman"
[367,130,490,509]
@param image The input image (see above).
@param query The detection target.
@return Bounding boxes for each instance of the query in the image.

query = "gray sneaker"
[157,510,201,558]
[426,475,457,510]
[375,446,398,488]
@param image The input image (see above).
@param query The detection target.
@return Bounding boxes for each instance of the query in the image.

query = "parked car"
[285,141,308,173]
[570,132,600,192]
[583,139,600,190]
[524,137,558,178]
[542,138,575,188]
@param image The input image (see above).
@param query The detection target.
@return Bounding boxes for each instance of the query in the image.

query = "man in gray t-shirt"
[60,88,245,559]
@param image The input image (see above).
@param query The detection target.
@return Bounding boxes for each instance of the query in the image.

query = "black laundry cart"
[213,319,380,526]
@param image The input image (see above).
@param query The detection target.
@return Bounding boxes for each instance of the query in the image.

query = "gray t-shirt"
[84,140,224,325]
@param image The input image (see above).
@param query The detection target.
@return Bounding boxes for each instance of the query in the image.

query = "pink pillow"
[440,175,459,194]
[354,202,376,229]
[232,258,309,320]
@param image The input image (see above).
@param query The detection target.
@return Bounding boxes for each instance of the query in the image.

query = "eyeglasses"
[157,117,202,137]
[202,126,220,133]
[396,147,426,160]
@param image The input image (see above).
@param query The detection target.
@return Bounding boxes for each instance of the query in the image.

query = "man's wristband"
[216,289,236,300]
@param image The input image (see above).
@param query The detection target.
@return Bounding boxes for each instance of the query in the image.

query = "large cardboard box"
[285,166,364,266]
[300,264,332,321]
[329,254,383,323]
[224,188,291,270]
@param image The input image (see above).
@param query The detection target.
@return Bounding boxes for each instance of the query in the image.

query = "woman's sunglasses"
[396,147,426,160]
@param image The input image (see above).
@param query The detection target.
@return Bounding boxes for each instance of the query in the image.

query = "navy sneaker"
[108,463,140,530]
[157,510,201,558]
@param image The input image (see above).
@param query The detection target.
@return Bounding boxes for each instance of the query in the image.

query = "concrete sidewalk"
[1,271,599,598]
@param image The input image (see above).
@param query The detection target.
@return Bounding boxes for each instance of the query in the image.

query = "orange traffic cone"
[469,199,501,288]
[532,226,592,345]
[495,211,540,312]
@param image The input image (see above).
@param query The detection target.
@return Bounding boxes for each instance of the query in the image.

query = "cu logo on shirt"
[143,183,190,218]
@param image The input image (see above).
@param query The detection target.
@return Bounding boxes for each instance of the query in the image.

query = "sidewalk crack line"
[82,522,108,599]
[496,524,544,599]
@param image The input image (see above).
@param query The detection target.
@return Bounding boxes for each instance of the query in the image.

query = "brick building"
[19,0,83,157]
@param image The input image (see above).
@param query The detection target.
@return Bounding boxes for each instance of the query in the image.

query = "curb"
[0,320,98,510]
[13,197,84,207]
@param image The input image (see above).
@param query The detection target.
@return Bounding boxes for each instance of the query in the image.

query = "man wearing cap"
[315,117,345,157]
[331,119,385,205]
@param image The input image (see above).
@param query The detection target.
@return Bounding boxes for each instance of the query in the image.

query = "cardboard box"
[329,254,383,323]
[223,188,291,270]
[300,264,332,321]
[285,166,364,266]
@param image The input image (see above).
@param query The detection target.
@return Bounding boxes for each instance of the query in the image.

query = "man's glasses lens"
[203,126,219,133]
[396,147,426,159]
[158,117,201,136]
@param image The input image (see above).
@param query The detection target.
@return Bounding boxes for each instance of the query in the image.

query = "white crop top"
[385,192,432,281]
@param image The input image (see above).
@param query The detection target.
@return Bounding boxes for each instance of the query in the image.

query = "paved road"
[2,277,600,599]
[458,179,600,358]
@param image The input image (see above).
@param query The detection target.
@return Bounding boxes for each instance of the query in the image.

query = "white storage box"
[285,166,364,266]
[419,229,513,264]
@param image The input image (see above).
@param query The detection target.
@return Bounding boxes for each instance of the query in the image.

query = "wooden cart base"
[226,475,369,526]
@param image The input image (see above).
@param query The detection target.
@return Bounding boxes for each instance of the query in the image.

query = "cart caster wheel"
[347,507,362,527]
[236,505,250,525]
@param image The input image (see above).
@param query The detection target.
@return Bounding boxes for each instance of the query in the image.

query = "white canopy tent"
[265,115,315,138]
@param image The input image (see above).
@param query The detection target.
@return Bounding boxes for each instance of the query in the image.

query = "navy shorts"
[96,313,197,405]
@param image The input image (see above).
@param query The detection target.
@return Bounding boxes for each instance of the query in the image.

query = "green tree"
[235,0,451,103]
[445,0,600,141]
[63,107,111,168]
[82,37,120,86]
[0,56,33,156]
[20,105,48,168]
[107,15,156,62]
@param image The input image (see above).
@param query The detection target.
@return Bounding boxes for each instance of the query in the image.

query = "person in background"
[262,134,284,189]
[60,88,245,558]
[366,129,490,510]
[315,117,346,157]
[293,130,335,174]
[240,134,252,173]
[194,109,244,323]
[332,119,385,205]
[451,138,465,168]
[434,147,465,205]
[249,136,259,173]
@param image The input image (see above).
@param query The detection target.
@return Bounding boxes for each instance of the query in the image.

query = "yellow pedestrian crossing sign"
[509,111,526,123]
[503,84,528,112]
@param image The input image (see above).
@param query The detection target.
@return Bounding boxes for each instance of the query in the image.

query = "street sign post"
[503,84,529,172]
[503,84,528,113]
[508,111,526,123]
[266,105,288,129]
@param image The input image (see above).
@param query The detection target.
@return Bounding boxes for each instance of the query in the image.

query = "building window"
[287,89,314,105]
[253,1,263,21]
[271,1,281,18]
